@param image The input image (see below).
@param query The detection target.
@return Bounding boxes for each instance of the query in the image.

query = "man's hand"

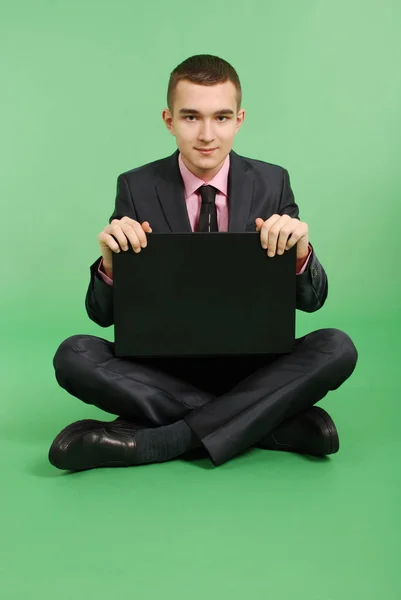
[255,215,309,260]
[98,217,152,277]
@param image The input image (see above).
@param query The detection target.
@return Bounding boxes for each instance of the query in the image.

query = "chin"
[196,153,219,160]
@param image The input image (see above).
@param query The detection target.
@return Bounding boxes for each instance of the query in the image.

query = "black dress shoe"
[48,419,146,472]
[256,406,339,456]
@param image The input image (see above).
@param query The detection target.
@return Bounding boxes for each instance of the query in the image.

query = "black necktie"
[197,185,218,232]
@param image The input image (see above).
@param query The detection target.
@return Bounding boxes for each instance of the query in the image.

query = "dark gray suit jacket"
[85,149,328,327]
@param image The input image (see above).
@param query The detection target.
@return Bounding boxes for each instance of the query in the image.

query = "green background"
[1,0,400,598]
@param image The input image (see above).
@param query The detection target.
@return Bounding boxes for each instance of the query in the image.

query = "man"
[49,54,358,472]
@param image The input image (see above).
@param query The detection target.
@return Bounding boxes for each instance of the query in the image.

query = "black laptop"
[112,232,296,358]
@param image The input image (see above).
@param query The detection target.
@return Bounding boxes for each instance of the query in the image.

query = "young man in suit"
[49,54,358,472]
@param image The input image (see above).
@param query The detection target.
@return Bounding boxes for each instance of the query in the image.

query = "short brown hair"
[167,54,242,115]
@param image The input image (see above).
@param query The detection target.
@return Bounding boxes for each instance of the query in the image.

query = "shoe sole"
[310,406,340,455]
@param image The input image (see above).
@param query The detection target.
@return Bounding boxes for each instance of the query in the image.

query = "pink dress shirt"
[98,152,312,284]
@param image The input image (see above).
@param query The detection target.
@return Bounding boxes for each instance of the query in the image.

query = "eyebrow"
[179,108,235,116]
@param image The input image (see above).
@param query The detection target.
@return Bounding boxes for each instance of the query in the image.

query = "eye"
[184,116,228,122]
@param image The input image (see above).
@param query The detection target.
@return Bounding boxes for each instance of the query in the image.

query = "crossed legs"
[52,328,358,466]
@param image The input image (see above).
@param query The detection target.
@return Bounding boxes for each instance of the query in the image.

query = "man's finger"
[261,215,281,250]
[276,228,293,254]
[141,221,152,232]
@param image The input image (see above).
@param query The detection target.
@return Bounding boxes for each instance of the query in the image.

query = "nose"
[199,120,215,142]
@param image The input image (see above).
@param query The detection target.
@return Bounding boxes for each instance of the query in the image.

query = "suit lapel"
[155,148,254,232]
[227,149,254,232]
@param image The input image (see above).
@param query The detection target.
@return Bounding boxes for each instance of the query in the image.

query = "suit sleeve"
[279,168,328,313]
[85,174,136,327]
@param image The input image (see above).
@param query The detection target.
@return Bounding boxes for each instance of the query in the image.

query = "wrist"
[297,243,311,262]
[101,258,113,278]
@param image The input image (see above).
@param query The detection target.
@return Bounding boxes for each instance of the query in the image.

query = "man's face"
[162,80,245,181]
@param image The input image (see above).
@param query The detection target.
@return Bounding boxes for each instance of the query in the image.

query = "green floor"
[2,320,399,599]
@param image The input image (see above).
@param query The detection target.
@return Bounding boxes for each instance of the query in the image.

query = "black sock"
[130,420,202,465]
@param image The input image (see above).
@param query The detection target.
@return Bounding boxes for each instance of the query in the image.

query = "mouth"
[196,148,217,154]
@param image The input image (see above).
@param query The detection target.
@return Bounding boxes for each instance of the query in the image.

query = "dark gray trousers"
[52,328,358,466]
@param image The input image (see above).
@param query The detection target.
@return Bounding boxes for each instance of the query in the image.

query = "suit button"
[312,266,318,278]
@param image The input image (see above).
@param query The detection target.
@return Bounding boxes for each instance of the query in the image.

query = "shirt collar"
[178,151,230,199]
